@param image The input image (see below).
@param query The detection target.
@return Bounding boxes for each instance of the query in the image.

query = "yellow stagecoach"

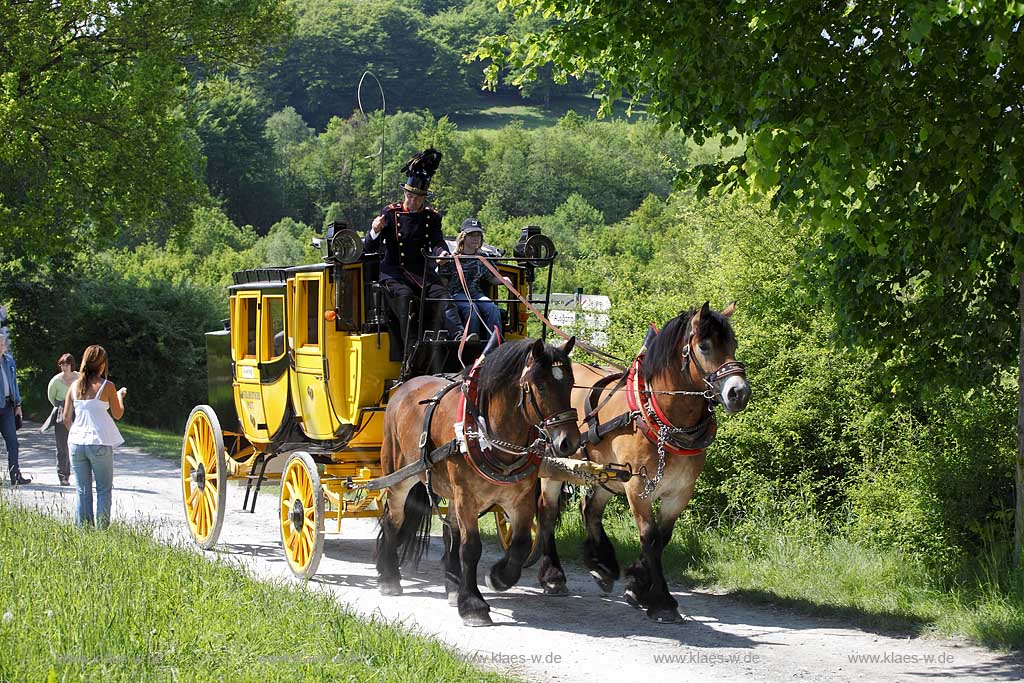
[180,223,560,578]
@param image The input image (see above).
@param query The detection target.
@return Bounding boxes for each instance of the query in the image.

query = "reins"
[473,255,628,369]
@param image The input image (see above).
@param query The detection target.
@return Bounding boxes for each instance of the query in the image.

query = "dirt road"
[6,424,1023,683]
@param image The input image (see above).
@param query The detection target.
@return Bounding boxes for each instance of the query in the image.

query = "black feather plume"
[401,147,442,177]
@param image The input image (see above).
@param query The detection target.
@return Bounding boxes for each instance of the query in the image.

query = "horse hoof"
[448,592,459,607]
[462,612,494,627]
[623,589,641,609]
[485,573,511,592]
[542,581,568,596]
[378,581,403,596]
[590,570,614,594]
[647,607,684,624]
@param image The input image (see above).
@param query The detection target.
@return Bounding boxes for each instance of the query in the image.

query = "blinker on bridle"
[679,334,746,402]
[517,359,578,436]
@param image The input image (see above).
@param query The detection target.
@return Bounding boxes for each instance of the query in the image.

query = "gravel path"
[5,423,1023,683]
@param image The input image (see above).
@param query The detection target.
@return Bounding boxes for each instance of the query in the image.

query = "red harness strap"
[625,356,709,457]
[457,356,540,486]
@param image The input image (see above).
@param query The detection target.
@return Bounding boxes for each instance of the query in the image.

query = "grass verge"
[552,499,1024,650]
[0,498,513,683]
[120,422,183,462]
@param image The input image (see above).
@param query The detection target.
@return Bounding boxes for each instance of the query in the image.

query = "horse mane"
[642,307,736,382]
[477,338,569,410]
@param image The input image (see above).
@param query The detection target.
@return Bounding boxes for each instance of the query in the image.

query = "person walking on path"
[63,345,126,528]
[46,353,78,486]
[0,333,29,485]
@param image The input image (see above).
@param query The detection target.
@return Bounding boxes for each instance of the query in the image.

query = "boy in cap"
[445,217,507,341]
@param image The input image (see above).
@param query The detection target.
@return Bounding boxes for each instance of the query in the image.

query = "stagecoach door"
[290,272,334,440]
[232,289,291,443]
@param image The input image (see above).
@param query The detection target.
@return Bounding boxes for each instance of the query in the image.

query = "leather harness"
[360,348,577,491]
[581,355,716,458]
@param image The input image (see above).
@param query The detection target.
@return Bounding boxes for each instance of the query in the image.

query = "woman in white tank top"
[62,345,127,529]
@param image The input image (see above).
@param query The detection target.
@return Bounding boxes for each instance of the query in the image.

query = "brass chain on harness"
[637,394,706,499]
[638,429,668,499]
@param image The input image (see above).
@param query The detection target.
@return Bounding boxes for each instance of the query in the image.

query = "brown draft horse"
[377,337,579,626]
[534,302,751,623]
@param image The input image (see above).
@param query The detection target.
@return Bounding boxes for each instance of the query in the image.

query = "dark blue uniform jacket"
[364,202,446,286]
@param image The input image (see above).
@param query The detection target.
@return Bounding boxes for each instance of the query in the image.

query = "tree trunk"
[1017,271,1024,566]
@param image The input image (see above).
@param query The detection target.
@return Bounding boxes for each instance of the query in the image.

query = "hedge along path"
[5,422,1023,683]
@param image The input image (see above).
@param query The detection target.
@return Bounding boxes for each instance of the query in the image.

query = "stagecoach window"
[246,299,257,358]
[263,296,285,360]
[305,280,319,346]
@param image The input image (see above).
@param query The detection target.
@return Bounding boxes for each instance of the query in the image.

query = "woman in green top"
[47,353,78,486]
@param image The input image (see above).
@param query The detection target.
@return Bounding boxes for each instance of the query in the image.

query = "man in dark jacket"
[0,333,30,485]
[364,148,459,359]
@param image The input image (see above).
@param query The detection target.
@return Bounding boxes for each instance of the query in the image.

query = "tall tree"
[477,1,1024,556]
[0,0,293,259]
[190,77,281,232]
[259,0,476,131]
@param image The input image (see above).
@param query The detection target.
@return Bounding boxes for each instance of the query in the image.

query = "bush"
[4,262,223,430]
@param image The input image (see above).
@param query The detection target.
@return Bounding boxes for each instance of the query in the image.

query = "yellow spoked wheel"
[493,506,541,568]
[182,405,227,550]
[280,452,325,579]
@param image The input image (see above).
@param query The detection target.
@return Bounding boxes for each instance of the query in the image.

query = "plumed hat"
[400,147,442,196]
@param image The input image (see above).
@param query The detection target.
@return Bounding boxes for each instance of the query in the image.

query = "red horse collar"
[457,358,541,486]
[626,356,714,456]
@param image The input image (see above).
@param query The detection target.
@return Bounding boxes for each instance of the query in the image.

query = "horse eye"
[698,341,711,354]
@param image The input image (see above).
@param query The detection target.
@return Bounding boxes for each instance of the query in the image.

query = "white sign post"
[548,291,611,347]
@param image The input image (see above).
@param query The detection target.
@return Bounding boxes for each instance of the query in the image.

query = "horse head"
[686,302,751,414]
[517,336,580,457]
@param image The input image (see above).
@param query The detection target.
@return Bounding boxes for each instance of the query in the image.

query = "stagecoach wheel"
[493,506,540,568]
[280,452,325,579]
[181,405,228,550]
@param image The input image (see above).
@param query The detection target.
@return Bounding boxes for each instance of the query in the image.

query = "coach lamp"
[512,225,556,283]
[325,221,363,265]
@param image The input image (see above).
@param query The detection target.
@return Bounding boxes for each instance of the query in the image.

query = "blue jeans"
[0,400,19,480]
[71,444,114,528]
[448,292,502,339]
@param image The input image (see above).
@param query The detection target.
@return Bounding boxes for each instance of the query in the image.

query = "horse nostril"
[728,384,751,407]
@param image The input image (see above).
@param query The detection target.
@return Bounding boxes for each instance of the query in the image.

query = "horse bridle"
[516,360,579,443]
[680,335,747,404]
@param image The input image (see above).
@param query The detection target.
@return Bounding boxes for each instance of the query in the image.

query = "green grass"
[553,500,1024,650]
[450,94,647,131]
[120,422,183,461]
[0,498,513,683]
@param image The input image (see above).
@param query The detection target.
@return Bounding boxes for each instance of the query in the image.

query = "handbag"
[14,412,22,430]
[40,406,59,432]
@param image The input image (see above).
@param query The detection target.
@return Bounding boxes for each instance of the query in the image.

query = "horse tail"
[395,482,434,569]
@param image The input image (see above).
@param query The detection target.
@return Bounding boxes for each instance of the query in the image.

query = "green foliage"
[0,0,294,260]
[479,0,1024,393]
[255,0,477,131]
[846,382,1015,567]
[0,205,319,429]
[258,218,321,266]
[189,77,283,231]
[3,258,222,429]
